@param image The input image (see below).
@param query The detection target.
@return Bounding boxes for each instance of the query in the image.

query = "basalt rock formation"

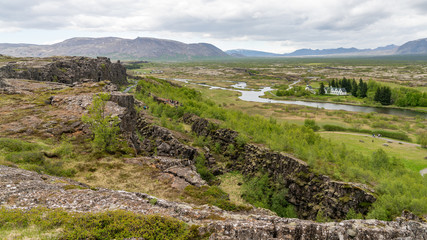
[183,113,376,220]
[0,56,127,85]
[1,165,426,239]
[136,114,198,161]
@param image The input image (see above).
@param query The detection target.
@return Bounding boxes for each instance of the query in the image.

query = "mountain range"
[0,37,228,61]
[1,37,427,60]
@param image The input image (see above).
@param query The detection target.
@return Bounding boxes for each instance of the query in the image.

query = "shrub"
[82,93,120,153]
[241,174,297,218]
[183,185,249,212]
[0,138,40,152]
[323,124,346,131]
[418,131,427,148]
[0,207,203,240]
[5,151,44,164]
[304,119,320,131]
[194,154,215,183]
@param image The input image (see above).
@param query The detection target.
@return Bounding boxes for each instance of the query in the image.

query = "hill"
[0,37,229,61]
[396,38,427,55]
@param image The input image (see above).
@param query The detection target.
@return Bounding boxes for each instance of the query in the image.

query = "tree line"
[319,77,368,98]
[319,77,427,106]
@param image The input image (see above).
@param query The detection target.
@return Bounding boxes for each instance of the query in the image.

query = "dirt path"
[319,131,421,147]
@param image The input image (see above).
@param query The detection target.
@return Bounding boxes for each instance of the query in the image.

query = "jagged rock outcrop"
[125,156,207,189]
[136,115,197,160]
[1,165,426,240]
[183,113,376,220]
[0,56,127,85]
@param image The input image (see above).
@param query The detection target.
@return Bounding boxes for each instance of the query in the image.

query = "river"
[171,79,427,118]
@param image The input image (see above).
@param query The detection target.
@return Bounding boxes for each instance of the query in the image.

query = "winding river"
[171,79,427,118]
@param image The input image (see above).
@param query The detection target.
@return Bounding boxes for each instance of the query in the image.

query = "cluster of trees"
[321,78,368,98]
[374,86,392,105]
[392,87,427,107]
[321,78,427,107]
[276,85,311,97]
[368,81,427,107]
[135,77,427,220]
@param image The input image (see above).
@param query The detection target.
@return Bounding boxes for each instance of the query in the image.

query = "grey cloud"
[0,0,426,50]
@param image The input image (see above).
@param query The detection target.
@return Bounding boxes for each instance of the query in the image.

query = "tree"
[82,93,120,153]
[358,79,368,98]
[351,79,358,97]
[374,86,392,105]
[319,82,326,95]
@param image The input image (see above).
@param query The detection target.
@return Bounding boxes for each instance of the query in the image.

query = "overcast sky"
[1,0,427,53]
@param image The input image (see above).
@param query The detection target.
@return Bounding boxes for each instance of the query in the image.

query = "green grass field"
[319,132,427,173]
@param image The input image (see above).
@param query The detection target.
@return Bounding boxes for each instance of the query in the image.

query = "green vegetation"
[0,207,204,240]
[134,77,427,220]
[419,131,427,148]
[275,85,311,97]
[182,185,250,212]
[241,174,297,218]
[374,86,392,105]
[319,132,427,173]
[194,154,215,183]
[0,138,76,177]
[82,93,120,153]
[304,119,320,131]
[323,124,411,141]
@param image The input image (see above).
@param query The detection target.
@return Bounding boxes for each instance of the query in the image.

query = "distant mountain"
[0,37,229,61]
[284,47,362,56]
[225,49,282,57]
[396,38,427,55]
[226,45,400,57]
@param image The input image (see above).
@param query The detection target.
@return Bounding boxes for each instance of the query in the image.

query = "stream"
[172,79,426,118]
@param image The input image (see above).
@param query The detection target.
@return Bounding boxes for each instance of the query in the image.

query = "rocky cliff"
[183,114,376,220]
[0,56,127,85]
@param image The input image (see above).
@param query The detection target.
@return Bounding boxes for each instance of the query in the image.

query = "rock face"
[136,115,198,161]
[0,56,127,85]
[1,165,426,240]
[183,114,376,220]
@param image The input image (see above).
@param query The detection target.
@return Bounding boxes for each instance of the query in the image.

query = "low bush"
[241,174,297,218]
[194,154,215,183]
[0,207,204,240]
[323,124,347,131]
[0,138,40,152]
[0,138,76,178]
[183,185,249,212]
[5,151,44,164]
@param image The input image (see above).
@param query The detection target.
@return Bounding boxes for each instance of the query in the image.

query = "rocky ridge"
[0,56,127,85]
[1,165,426,239]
